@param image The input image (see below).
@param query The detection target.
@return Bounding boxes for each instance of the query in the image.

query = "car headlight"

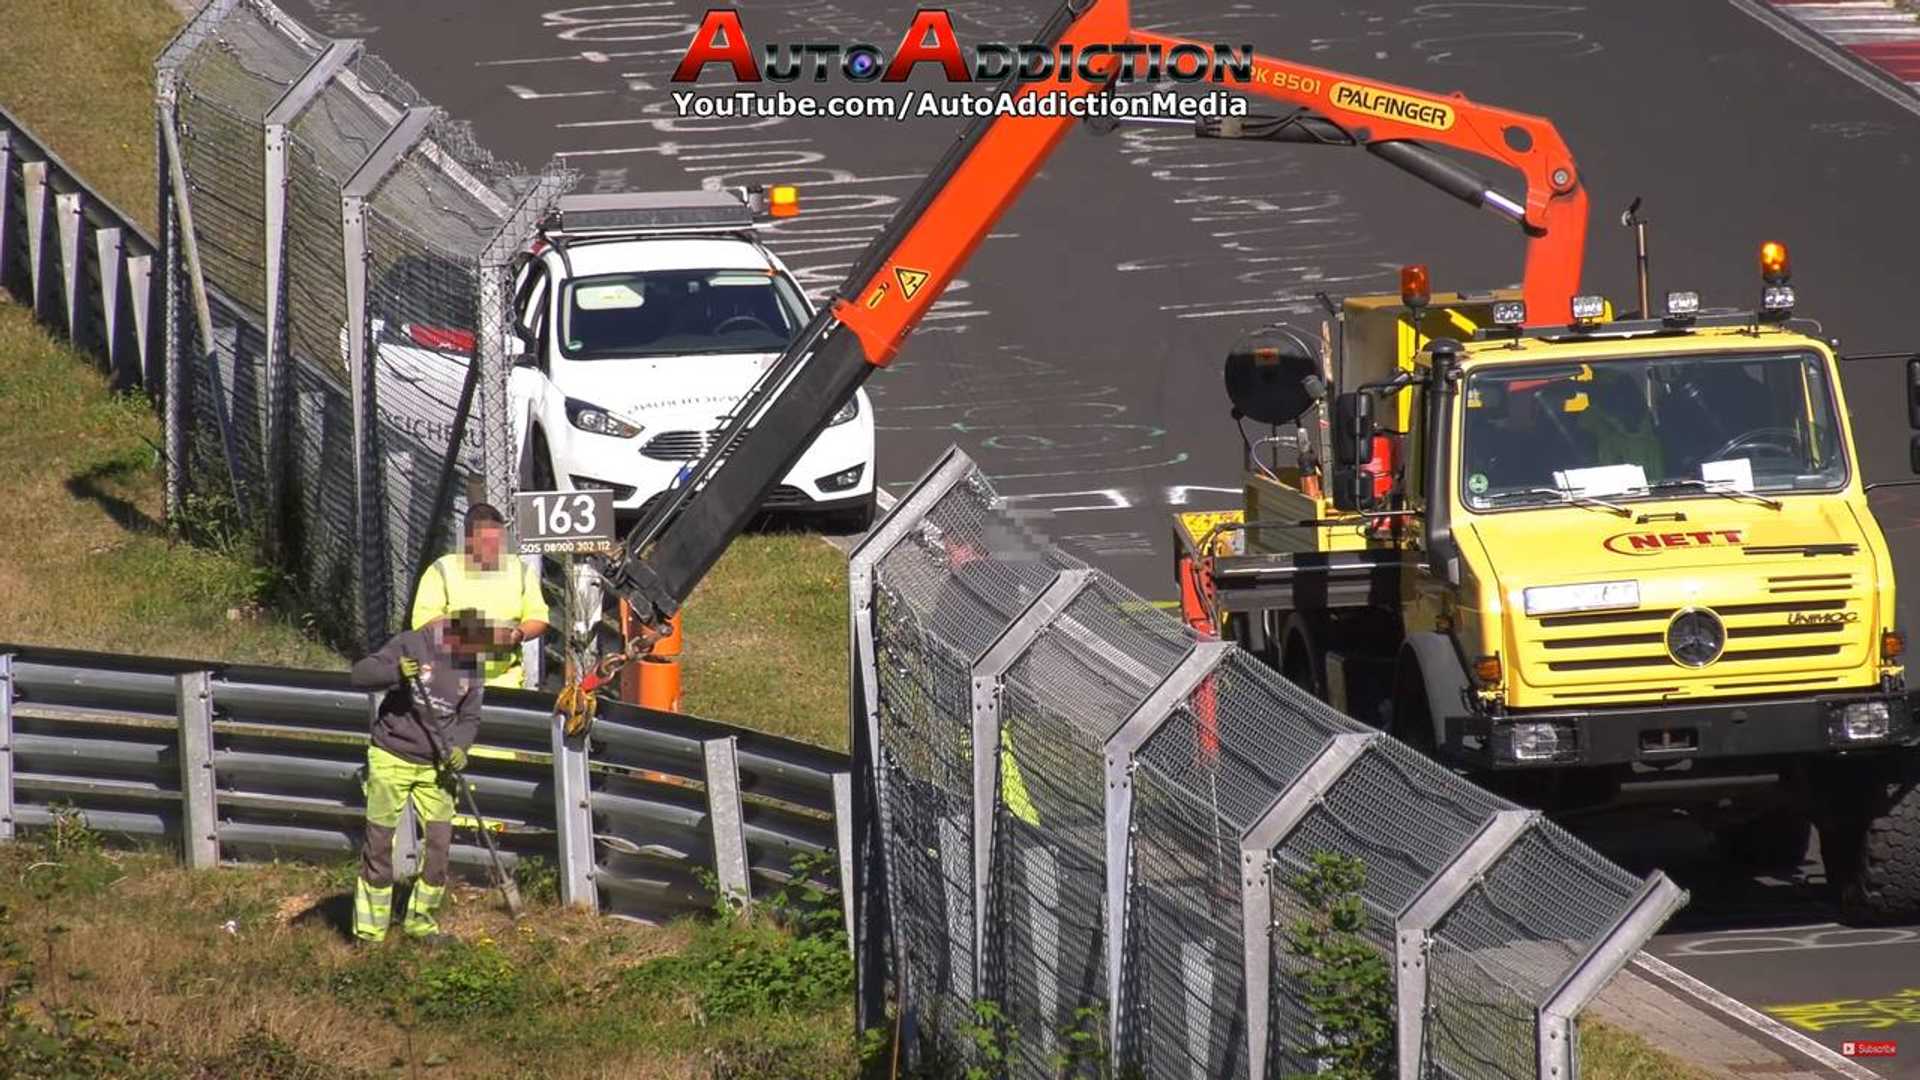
[828,393,859,426]
[1521,580,1639,616]
[564,397,643,439]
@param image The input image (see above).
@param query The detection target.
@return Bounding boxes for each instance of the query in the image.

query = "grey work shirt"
[349,627,483,766]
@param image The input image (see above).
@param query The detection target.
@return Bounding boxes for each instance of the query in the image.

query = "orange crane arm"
[1131,29,1587,321]
[606,0,1591,627]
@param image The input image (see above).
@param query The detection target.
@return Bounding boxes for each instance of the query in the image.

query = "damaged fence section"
[154,0,576,651]
[847,447,1688,1080]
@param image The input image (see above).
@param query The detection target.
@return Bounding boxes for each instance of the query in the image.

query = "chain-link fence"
[155,0,574,650]
[849,448,1688,1080]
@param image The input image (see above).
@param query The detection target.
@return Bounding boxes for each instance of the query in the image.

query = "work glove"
[398,656,421,681]
[443,746,468,773]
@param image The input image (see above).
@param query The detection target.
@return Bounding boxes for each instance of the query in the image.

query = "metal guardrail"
[0,106,161,394]
[0,643,851,926]
[848,448,1688,1080]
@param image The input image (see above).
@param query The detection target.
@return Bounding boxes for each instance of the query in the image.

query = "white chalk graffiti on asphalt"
[1671,924,1920,957]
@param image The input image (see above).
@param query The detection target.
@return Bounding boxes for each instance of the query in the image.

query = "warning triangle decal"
[894,266,930,300]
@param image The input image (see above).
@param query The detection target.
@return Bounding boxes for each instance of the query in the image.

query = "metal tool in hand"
[411,673,525,918]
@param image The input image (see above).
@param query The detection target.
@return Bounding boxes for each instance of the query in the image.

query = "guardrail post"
[0,131,14,290]
[0,654,15,842]
[703,737,750,907]
[550,720,597,912]
[1395,809,1536,1079]
[1536,872,1688,1080]
[832,770,855,954]
[969,568,1091,1009]
[176,671,218,869]
[23,160,53,323]
[126,250,157,392]
[1239,733,1379,1080]
[1104,640,1231,1060]
[94,226,129,383]
[54,191,84,348]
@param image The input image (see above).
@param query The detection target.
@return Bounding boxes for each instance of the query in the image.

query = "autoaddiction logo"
[671,9,1256,85]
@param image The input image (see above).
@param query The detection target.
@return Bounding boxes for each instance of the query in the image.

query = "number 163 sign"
[513,489,616,555]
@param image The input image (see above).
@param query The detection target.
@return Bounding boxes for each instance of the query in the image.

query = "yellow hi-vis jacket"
[411,553,551,688]
[1001,728,1039,827]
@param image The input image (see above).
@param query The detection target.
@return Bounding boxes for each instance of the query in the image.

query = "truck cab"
[1178,257,1920,920]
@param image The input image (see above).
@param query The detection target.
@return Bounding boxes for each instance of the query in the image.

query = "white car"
[369,190,877,532]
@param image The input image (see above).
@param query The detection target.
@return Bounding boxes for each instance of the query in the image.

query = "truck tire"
[1279,614,1327,701]
[1391,663,1437,755]
[1837,761,1920,925]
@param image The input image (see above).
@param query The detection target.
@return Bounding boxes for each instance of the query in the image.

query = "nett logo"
[1602,529,1745,557]
[1842,1041,1897,1057]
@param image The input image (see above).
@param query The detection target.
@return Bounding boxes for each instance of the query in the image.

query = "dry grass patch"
[0,0,182,233]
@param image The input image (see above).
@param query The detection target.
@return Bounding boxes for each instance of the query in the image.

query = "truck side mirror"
[1333,392,1374,467]
[1329,392,1376,513]
[1910,433,1920,475]
[1908,357,1920,430]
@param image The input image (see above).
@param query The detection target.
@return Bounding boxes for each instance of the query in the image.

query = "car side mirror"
[1908,357,1920,430]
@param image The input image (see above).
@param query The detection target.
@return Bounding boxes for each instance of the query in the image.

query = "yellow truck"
[1175,249,1920,921]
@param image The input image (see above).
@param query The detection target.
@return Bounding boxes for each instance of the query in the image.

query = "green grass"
[0,303,343,666]
[0,0,179,234]
[1581,1018,1717,1080]
[679,531,850,748]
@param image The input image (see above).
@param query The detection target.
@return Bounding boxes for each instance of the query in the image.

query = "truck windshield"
[1459,350,1847,510]
[558,269,807,359]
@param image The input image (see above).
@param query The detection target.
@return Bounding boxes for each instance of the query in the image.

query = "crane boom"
[599,0,1588,633]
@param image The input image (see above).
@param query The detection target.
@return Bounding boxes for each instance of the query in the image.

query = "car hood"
[550,351,780,426]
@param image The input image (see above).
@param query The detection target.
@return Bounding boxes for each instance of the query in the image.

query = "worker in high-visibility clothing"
[1000,728,1040,826]
[412,503,551,689]
[348,612,489,946]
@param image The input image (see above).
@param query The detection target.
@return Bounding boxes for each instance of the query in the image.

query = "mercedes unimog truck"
[1174,250,1920,921]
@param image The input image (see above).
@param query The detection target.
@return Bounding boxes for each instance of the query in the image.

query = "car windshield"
[1459,350,1847,510]
[559,269,806,358]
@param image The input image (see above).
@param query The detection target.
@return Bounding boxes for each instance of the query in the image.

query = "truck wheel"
[1279,616,1326,701]
[1836,761,1920,925]
[1391,664,1436,755]
[1714,809,1812,870]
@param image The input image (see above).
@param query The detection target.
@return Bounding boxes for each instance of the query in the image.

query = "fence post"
[23,160,53,323]
[969,569,1091,993]
[1395,809,1536,1079]
[1238,733,1379,1080]
[0,654,14,842]
[176,671,219,869]
[550,720,597,912]
[262,40,359,554]
[155,109,186,522]
[832,770,856,954]
[1536,872,1687,1079]
[341,106,433,647]
[845,447,975,1036]
[1103,639,1231,1060]
[703,737,750,907]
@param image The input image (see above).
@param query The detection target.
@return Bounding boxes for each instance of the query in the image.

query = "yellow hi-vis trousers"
[354,746,456,942]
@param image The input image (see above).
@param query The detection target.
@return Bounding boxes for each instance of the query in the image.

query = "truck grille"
[1525,587,1868,682]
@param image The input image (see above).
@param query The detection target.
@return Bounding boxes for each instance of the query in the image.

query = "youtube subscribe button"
[1843,1041,1898,1058]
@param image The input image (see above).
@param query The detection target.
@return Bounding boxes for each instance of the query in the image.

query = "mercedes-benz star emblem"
[1667,609,1726,667]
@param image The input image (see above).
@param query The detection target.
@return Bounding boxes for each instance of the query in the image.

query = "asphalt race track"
[276,0,1920,1070]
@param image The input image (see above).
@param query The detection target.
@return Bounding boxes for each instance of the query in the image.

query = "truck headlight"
[828,394,860,426]
[1830,701,1892,743]
[1522,580,1639,616]
[565,397,643,439]
[1497,721,1579,763]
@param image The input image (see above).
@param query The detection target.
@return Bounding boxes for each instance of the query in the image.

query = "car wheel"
[531,430,558,492]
